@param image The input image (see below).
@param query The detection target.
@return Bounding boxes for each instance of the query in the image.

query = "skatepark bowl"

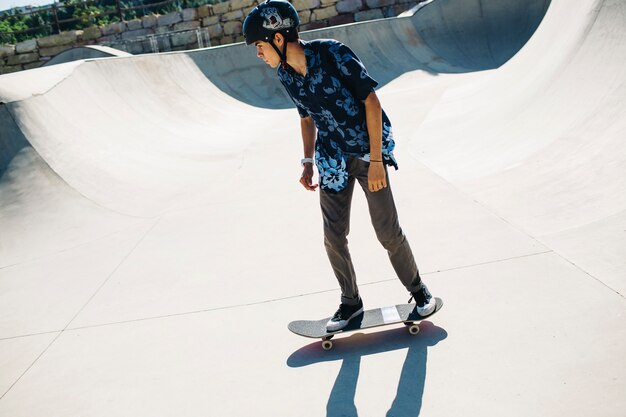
[0,0,625,416]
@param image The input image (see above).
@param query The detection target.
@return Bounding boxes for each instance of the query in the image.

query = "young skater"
[243,0,437,330]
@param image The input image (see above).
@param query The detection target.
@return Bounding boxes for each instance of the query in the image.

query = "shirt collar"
[300,40,313,76]
[277,40,313,78]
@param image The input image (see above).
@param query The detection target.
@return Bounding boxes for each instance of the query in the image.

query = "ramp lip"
[0,60,85,104]
[398,0,438,17]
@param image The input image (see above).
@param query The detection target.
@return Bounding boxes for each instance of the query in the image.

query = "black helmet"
[243,0,300,45]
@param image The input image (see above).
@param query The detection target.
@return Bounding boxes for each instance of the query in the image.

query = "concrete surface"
[0,0,624,416]
[187,0,550,108]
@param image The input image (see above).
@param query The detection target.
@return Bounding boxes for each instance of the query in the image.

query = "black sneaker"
[326,298,364,331]
[409,282,436,316]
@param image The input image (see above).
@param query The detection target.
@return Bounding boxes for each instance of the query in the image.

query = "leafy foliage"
[0,0,219,45]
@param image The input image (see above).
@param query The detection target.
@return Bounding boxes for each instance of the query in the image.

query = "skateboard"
[288,298,443,350]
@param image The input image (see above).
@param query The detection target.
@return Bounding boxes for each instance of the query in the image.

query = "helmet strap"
[270,32,289,70]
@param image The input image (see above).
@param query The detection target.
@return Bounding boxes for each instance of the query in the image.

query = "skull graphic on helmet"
[260,7,296,30]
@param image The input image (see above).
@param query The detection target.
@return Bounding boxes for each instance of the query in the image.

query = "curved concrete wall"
[0,0,550,186]
[188,0,550,108]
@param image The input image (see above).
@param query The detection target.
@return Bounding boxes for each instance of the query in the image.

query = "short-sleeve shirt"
[277,39,398,193]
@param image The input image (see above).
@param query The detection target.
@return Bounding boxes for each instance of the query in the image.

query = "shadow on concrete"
[0,105,28,178]
[188,0,550,109]
[43,45,131,67]
[287,321,447,416]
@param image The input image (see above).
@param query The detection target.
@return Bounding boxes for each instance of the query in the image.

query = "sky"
[0,0,54,13]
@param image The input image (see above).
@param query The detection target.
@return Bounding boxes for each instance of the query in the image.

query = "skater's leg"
[354,159,423,292]
[320,175,360,305]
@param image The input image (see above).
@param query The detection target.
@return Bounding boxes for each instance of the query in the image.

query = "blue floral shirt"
[277,39,398,192]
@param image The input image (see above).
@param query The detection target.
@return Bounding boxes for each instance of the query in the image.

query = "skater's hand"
[300,163,318,191]
[368,161,387,192]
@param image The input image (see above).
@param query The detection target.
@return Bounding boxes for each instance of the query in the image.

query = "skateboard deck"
[288,297,443,350]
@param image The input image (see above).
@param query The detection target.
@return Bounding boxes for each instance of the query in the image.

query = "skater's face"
[255,35,283,68]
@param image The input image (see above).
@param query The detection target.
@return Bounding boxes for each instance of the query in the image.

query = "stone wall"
[0,0,423,75]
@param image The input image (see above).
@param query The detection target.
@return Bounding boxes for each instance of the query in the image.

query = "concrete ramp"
[410,0,626,294]
[188,0,550,108]
[0,0,625,416]
[1,54,262,217]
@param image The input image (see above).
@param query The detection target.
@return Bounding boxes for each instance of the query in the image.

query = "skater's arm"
[364,92,387,192]
[300,116,318,191]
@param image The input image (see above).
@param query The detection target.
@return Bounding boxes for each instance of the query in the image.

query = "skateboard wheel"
[408,324,420,335]
[322,340,333,351]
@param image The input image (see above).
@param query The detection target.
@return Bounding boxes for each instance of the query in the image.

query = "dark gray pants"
[320,157,422,306]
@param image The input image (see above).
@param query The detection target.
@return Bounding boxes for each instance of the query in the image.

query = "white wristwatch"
[301,157,314,166]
